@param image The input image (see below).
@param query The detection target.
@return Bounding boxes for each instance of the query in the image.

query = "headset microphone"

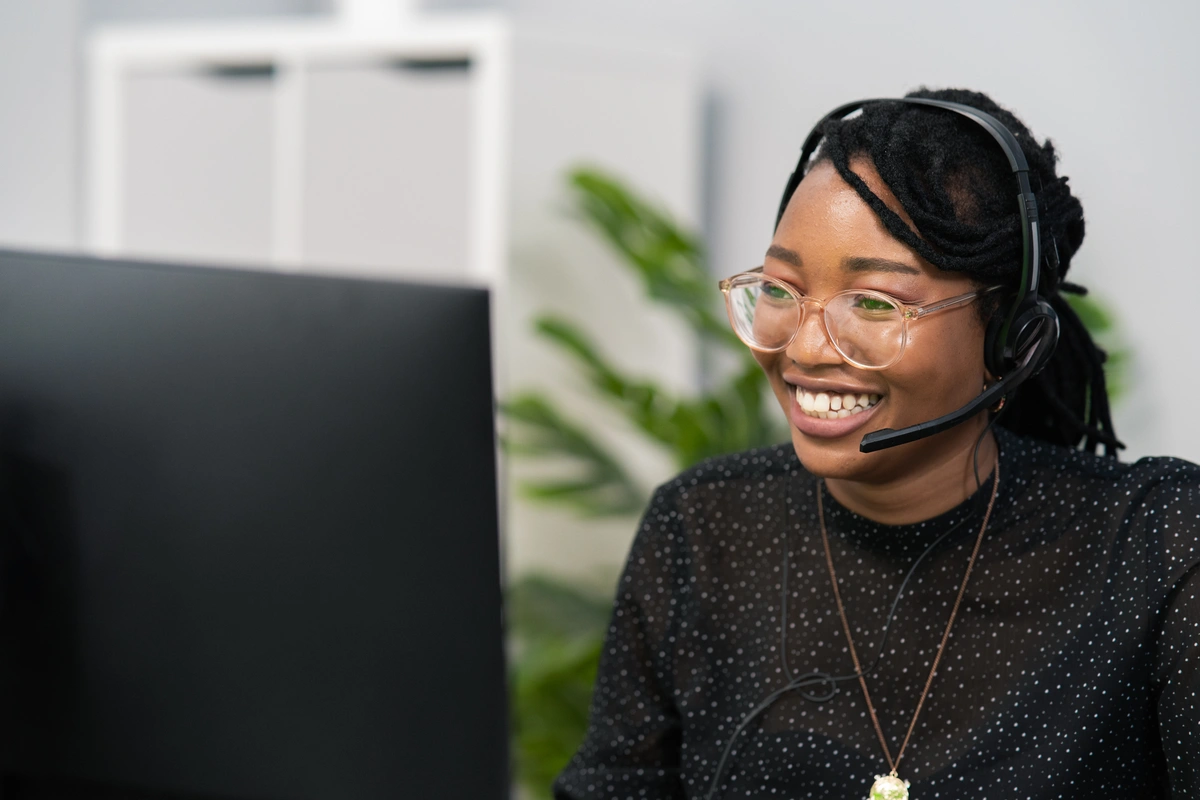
[776,97,1061,455]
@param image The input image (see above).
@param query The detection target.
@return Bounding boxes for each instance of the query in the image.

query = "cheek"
[887,318,987,400]
[754,351,786,393]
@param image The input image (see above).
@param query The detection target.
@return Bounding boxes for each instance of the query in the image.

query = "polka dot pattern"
[553,429,1200,798]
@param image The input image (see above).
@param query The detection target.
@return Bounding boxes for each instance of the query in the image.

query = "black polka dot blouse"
[553,428,1200,799]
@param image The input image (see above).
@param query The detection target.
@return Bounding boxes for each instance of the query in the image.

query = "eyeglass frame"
[717,267,1003,370]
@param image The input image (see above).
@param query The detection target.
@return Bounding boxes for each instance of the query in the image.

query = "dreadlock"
[806,87,1121,456]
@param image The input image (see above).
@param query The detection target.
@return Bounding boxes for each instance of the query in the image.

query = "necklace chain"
[816,459,1000,778]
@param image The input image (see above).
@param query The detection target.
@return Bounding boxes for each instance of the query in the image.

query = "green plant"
[508,575,612,798]
[1065,291,1129,403]
[502,167,787,519]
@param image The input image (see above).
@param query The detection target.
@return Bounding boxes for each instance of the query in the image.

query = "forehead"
[770,160,979,293]
[774,159,922,264]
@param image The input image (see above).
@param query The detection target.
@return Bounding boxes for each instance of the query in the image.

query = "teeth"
[793,387,881,419]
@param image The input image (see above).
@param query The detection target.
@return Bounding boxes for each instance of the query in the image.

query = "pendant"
[869,773,910,800]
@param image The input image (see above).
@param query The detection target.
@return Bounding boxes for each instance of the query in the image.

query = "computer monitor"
[0,249,508,799]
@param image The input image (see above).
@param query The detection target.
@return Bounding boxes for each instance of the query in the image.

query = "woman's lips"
[788,384,884,439]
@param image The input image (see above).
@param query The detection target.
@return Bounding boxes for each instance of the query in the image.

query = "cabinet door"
[122,66,275,265]
[301,60,472,281]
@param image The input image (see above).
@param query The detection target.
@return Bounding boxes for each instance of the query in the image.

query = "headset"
[774,98,1060,454]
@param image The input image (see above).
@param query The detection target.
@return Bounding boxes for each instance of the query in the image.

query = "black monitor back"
[0,250,507,800]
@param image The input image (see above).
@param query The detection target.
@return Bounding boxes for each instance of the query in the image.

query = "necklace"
[817,459,1000,800]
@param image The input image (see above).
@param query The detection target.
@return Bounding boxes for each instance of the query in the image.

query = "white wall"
[0,1,79,250]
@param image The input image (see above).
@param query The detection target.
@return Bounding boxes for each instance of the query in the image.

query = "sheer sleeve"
[1157,563,1200,797]
[553,485,687,800]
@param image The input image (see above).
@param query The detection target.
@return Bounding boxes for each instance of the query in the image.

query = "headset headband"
[774,97,1042,346]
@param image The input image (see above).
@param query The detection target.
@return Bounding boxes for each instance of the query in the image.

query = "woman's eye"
[762,283,792,300]
[853,295,896,312]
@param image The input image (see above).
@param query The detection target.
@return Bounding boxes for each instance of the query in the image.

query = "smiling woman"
[553,88,1200,800]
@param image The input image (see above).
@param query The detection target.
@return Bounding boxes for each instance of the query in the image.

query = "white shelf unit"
[86,14,703,577]
[87,15,513,286]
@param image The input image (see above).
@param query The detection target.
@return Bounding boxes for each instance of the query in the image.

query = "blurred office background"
[2,0,1197,594]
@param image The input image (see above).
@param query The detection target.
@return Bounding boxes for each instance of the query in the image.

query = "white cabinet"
[120,66,278,264]
[299,60,472,279]
[87,16,517,284]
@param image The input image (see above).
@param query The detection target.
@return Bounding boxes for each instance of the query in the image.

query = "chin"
[789,427,882,481]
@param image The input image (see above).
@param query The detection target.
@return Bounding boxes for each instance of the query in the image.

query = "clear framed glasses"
[718,267,1000,370]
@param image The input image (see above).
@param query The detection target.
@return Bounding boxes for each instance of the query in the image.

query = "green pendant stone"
[869,774,910,800]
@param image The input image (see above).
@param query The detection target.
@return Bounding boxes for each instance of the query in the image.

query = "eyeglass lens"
[728,278,905,368]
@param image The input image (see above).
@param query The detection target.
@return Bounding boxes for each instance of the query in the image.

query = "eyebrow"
[843,256,921,275]
[765,244,803,268]
[765,245,921,276]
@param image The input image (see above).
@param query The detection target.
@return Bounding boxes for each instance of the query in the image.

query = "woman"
[553,88,1200,799]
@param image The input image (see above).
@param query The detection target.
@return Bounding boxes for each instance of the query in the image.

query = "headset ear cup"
[984,299,1059,378]
[1018,300,1060,377]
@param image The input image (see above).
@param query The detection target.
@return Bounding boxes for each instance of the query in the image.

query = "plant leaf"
[500,393,648,517]
[1065,292,1113,334]
[507,574,612,647]
[1066,292,1130,403]
[534,315,682,447]
[567,167,740,347]
[510,633,604,800]
[532,314,787,468]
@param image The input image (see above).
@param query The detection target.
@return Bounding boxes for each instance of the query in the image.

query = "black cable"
[973,409,1004,491]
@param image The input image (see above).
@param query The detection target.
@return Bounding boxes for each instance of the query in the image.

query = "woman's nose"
[785,303,843,366]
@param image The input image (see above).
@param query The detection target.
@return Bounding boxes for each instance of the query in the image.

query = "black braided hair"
[803,87,1121,456]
